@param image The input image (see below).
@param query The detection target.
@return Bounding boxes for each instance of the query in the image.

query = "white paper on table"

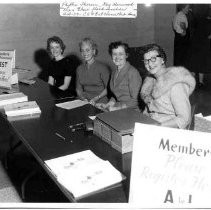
[204,115,211,121]
[195,113,211,121]
[88,115,96,120]
[56,99,89,110]
[195,113,203,117]
[9,73,18,84]
[57,160,124,198]
[45,150,124,198]
[45,150,103,177]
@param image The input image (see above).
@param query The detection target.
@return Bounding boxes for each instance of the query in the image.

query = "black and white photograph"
[0,1,211,208]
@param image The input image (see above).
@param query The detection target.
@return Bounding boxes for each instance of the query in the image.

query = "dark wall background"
[0,4,175,78]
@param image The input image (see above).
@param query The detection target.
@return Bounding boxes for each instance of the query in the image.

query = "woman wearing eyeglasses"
[98,41,142,111]
[140,43,196,129]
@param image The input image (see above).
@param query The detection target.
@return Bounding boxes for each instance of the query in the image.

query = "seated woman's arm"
[161,83,191,129]
[90,66,110,104]
[140,76,155,104]
[76,84,86,101]
[58,76,71,91]
[90,88,107,104]
[115,69,142,108]
[76,69,87,100]
[97,97,116,110]
[48,76,54,86]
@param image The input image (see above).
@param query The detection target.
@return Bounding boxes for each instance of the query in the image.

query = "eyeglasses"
[143,55,161,64]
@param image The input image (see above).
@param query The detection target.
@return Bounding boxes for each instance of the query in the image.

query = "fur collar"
[142,66,196,99]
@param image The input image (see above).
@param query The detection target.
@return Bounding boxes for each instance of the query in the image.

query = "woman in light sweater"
[140,43,196,129]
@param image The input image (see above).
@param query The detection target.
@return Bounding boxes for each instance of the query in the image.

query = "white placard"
[0,50,16,69]
[0,57,13,89]
[129,123,211,208]
[60,0,137,18]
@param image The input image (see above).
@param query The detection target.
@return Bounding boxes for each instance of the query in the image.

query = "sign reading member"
[60,0,137,18]
[129,123,211,208]
[0,57,12,89]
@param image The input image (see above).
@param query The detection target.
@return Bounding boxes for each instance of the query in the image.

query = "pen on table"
[71,126,85,132]
[69,122,84,128]
[55,132,65,140]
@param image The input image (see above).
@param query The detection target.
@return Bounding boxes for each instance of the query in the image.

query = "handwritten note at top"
[60,0,137,18]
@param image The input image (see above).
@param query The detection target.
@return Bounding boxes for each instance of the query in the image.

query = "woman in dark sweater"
[47,36,74,93]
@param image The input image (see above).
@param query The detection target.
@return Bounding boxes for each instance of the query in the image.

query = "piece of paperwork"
[56,99,89,110]
[45,150,124,199]
[195,113,211,121]
[4,101,41,117]
[129,123,211,208]
[88,115,96,120]
[60,0,137,18]
[0,92,28,107]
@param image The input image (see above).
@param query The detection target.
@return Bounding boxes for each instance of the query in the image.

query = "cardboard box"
[94,108,159,154]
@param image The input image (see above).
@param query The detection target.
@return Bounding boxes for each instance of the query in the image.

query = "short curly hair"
[108,41,130,56]
[47,36,66,55]
[142,43,167,64]
[79,37,98,56]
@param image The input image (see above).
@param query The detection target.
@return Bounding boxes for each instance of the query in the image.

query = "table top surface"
[5,79,131,202]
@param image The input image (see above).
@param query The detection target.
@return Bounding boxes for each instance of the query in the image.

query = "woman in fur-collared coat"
[140,43,196,129]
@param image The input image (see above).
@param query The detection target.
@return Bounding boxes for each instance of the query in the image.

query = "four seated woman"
[140,43,196,129]
[47,36,196,129]
[98,41,142,111]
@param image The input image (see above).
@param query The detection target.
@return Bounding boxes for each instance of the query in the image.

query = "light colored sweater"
[140,66,196,129]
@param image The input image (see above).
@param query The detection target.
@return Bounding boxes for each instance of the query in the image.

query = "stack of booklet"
[45,150,125,199]
[4,101,41,121]
[0,92,28,107]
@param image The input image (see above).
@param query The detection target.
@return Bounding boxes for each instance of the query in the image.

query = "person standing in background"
[173,4,191,68]
[188,4,211,88]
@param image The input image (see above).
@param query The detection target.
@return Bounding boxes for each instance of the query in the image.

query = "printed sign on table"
[0,57,13,89]
[0,50,16,68]
[129,123,211,208]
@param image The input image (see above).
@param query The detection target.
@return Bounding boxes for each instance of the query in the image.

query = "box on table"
[93,108,159,154]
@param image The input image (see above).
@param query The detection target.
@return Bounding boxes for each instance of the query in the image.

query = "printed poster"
[129,123,211,208]
[0,57,13,89]
[0,50,16,68]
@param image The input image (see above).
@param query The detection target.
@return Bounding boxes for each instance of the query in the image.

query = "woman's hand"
[108,105,119,111]
[89,96,100,105]
[108,104,126,111]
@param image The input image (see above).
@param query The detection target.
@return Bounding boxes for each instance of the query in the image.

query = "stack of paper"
[56,99,89,110]
[45,150,125,199]
[4,101,41,116]
[4,101,41,121]
[0,92,28,107]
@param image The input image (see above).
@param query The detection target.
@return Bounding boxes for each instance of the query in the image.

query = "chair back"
[186,103,197,130]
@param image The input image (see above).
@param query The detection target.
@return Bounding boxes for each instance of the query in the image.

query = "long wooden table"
[2,79,130,202]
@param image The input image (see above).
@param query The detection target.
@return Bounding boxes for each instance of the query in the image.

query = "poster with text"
[0,57,12,89]
[129,123,211,208]
[0,50,16,69]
